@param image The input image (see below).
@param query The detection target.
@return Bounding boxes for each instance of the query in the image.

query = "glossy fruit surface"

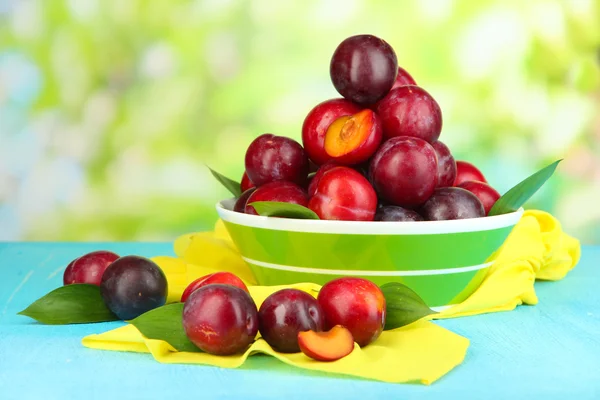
[302,99,361,165]
[330,34,398,105]
[374,205,424,221]
[234,188,257,213]
[454,161,487,186]
[317,277,385,347]
[369,136,438,208]
[307,161,339,197]
[420,187,485,221]
[240,172,255,192]
[376,85,442,143]
[391,66,417,89]
[324,109,383,165]
[63,250,120,286]
[245,134,308,187]
[182,284,258,355]
[431,140,457,188]
[100,255,168,320]
[180,272,249,303]
[258,289,323,353]
[245,181,308,215]
[458,180,501,215]
[308,167,377,221]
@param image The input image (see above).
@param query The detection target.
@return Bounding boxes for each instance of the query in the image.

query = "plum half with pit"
[245,181,308,215]
[63,250,120,286]
[431,140,457,188]
[323,109,383,166]
[245,134,308,187]
[375,205,424,222]
[302,99,361,165]
[308,166,377,221]
[376,85,442,143]
[100,255,168,320]
[369,136,438,208]
[420,187,485,221]
[182,284,258,355]
[258,289,323,353]
[458,181,501,215]
[330,34,398,105]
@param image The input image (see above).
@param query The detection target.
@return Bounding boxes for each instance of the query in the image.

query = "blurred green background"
[0,0,599,243]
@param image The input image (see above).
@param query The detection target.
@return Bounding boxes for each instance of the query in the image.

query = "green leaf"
[207,166,242,197]
[250,201,320,219]
[381,282,437,330]
[18,284,119,325]
[130,303,200,352]
[488,159,562,216]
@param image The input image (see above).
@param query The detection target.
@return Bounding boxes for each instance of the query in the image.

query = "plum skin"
[420,187,485,221]
[244,181,308,215]
[330,34,398,105]
[182,284,258,355]
[244,134,308,187]
[258,289,323,353]
[100,255,168,320]
[369,136,438,208]
[308,166,377,221]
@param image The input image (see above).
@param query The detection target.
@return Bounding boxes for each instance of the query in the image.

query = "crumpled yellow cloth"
[83,283,469,385]
[82,210,580,385]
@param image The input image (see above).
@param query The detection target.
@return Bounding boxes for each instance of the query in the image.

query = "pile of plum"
[64,250,385,360]
[235,34,501,222]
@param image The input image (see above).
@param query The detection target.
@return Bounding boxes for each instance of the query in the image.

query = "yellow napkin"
[83,283,469,385]
[82,209,580,384]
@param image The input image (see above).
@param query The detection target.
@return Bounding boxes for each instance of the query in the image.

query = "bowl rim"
[216,199,524,235]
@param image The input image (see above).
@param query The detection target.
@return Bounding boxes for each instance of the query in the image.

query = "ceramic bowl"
[216,199,523,310]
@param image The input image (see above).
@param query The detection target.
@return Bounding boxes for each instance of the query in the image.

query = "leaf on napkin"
[250,201,320,219]
[381,282,438,330]
[18,284,119,325]
[208,166,242,198]
[488,159,562,216]
[130,303,201,352]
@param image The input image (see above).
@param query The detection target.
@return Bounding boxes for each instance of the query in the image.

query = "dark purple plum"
[375,205,424,222]
[244,181,308,215]
[245,134,309,187]
[420,187,485,221]
[330,35,398,105]
[376,86,442,143]
[100,255,168,320]
[431,140,457,188]
[234,187,256,213]
[63,250,120,286]
[369,137,438,208]
[183,284,258,355]
[258,289,323,353]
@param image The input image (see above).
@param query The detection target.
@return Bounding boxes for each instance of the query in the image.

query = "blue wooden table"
[1,243,599,400]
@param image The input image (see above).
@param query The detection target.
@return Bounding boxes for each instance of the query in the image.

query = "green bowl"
[216,199,523,310]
